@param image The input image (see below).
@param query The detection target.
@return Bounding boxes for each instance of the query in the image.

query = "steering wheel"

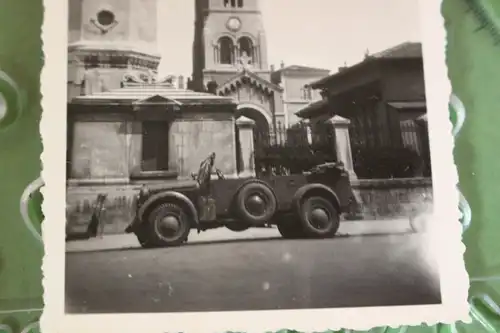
[215,168,225,180]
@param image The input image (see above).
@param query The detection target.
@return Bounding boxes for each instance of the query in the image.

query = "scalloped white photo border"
[40,0,470,332]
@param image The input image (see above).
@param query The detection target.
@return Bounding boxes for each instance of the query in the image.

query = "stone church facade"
[190,0,330,138]
[66,0,330,134]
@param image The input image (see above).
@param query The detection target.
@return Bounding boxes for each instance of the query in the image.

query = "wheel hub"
[246,194,266,216]
[309,207,329,228]
[159,215,180,233]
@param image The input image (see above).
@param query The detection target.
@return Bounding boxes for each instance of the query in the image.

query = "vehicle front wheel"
[276,217,305,239]
[298,196,340,238]
[135,224,156,248]
[146,202,192,247]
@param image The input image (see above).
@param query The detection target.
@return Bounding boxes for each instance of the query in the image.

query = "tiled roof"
[71,85,236,106]
[310,42,422,89]
[274,65,331,73]
[371,42,422,59]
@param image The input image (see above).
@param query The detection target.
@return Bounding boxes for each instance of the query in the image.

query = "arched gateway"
[236,103,272,147]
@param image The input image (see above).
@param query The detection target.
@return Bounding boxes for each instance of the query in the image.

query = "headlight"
[139,185,150,198]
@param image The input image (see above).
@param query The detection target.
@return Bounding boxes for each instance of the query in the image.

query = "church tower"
[191,0,270,92]
[67,0,161,100]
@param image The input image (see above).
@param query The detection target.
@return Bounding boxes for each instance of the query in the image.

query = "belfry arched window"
[219,37,234,65]
[223,0,238,7]
[238,37,254,64]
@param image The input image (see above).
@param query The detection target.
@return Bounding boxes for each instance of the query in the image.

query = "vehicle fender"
[292,183,341,214]
[138,191,199,227]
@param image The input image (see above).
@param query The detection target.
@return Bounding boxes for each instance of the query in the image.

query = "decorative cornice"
[68,41,160,58]
[217,69,283,95]
[69,48,160,71]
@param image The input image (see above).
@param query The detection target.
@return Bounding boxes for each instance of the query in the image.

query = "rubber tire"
[146,202,191,247]
[234,182,277,225]
[135,224,156,249]
[298,196,340,238]
[277,217,305,239]
[225,222,252,232]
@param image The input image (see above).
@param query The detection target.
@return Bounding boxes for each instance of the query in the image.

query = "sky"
[156,0,422,77]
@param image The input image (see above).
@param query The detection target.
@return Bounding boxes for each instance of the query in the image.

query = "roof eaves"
[295,99,329,119]
[133,95,184,106]
[309,57,377,89]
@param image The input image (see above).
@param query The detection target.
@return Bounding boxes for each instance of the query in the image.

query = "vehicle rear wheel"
[298,196,340,238]
[146,202,191,247]
[276,217,305,239]
[234,182,277,226]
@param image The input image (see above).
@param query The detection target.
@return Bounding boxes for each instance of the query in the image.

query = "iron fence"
[349,118,432,178]
[249,117,431,179]
[253,122,336,176]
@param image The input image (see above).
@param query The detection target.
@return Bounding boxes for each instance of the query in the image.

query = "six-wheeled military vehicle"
[125,152,356,248]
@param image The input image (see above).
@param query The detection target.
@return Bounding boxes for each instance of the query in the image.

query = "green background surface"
[0,0,499,332]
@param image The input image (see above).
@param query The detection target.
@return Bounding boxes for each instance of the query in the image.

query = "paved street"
[65,222,441,313]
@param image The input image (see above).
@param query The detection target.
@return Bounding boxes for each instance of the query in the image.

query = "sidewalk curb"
[66,218,414,253]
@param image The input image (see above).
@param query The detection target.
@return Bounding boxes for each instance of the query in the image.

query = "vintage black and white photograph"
[41,0,468,331]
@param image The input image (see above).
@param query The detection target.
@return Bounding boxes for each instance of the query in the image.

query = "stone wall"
[351,177,433,220]
[66,184,140,237]
[71,121,131,179]
[169,116,237,178]
[69,110,237,181]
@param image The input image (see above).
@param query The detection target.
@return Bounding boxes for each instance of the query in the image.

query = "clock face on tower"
[226,17,241,32]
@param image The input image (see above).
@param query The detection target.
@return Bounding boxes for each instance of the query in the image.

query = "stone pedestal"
[325,115,363,219]
[325,115,357,180]
[302,119,313,145]
[236,116,256,177]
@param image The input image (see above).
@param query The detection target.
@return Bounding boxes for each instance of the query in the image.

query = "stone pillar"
[303,119,313,145]
[236,116,256,177]
[178,75,185,89]
[325,115,357,180]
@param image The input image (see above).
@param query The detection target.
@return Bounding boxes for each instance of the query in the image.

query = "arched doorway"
[235,104,272,176]
[236,104,272,147]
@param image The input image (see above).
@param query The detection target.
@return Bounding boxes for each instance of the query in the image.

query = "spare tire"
[234,181,277,225]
